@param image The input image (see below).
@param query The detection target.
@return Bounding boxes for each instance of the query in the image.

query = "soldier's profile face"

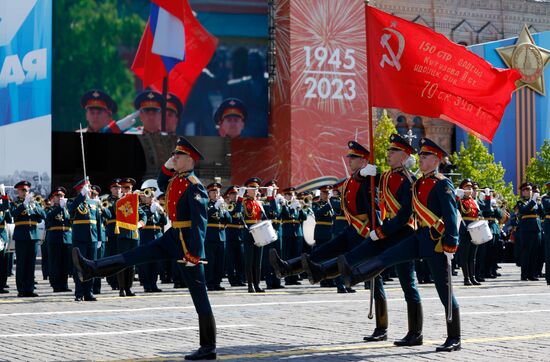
[347,156,365,172]
[208,189,219,201]
[140,109,162,133]
[17,189,27,198]
[419,154,440,173]
[387,149,407,169]
[172,153,194,172]
[110,186,121,197]
[218,116,244,138]
[320,190,329,201]
[166,110,179,134]
[521,188,532,198]
[86,107,111,132]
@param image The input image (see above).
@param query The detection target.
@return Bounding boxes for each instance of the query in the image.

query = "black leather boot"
[338,256,385,289]
[72,248,126,282]
[436,308,461,352]
[394,302,423,346]
[363,298,388,342]
[269,249,304,279]
[185,314,217,360]
[302,255,340,285]
[253,267,264,293]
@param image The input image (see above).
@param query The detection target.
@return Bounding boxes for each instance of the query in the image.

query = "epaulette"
[187,175,200,185]
[433,173,446,180]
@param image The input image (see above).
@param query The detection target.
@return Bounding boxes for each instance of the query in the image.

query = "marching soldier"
[224,186,246,287]
[270,141,381,287]
[46,187,72,293]
[479,187,503,279]
[541,181,550,286]
[2,181,47,297]
[516,182,543,281]
[73,137,217,360]
[103,179,122,290]
[235,178,266,292]
[90,185,106,295]
[279,187,307,286]
[205,182,231,291]
[261,180,284,289]
[0,184,12,293]
[312,185,337,289]
[338,138,461,353]
[68,180,101,301]
[138,184,166,293]
[456,179,482,285]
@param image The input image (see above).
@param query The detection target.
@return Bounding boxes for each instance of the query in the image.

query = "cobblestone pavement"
[0,264,549,361]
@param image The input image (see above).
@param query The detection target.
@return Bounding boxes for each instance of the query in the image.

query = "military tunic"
[204,201,231,289]
[516,197,543,280]
[45,204,72,291]
[541,193,550,285]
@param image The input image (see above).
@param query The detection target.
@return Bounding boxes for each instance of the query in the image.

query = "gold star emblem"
[496,25,550,96]
[92,91,100,98]
[147,92,155,99]
[118,201,134,218]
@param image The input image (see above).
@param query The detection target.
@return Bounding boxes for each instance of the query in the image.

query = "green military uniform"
[0,194,12,293]
[516,182,543,281]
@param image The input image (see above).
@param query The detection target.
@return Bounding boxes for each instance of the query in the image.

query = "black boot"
[72,248,126,282]
[394,302,423,346]
[185,314,216,360]
[436,308,461,352]
[363,298,388,342]
[269,249,303,279]
[302,255,340,285]
[338,256,385,289]
[246,270,254,293]
[253,267,264,293]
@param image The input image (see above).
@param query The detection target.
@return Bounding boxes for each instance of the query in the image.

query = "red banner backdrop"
[232,0,370,188]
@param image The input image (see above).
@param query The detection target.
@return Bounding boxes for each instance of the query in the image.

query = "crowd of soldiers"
[1,135,550,359]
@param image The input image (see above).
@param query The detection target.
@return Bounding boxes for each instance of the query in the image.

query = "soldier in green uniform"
[280,187,307,286]
[261,180,284,289]
[516,182,543,281]
[102,179,122,290]
[68,180,102,301]
[479,187,503,279]
[0,184,12,293]
[204,182,231,291]
[224,186,246,287]
[89,185,105,295]
[3,181,47,297]
[46,187,72,292]
[541,181,550,285]
[312,185,338,289]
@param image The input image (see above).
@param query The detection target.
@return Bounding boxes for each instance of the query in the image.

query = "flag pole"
[161,76,169,133]
[365,0,377,320]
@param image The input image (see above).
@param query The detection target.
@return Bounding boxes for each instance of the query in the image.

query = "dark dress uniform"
[0,196,12,293]
[479,193,503,279]
[103,180,122,290]
[541,183,550,285]
[261,182,283,289]
[330,195,348,237]
[339,138,461,353]
[236,178,267,293]
[457,179,482,285]
[516,183,543,281]
[312,190,335,288]
[224,187,246,287]
[46,192,72,292]
[204,184,231,291]
[280,192,307,285]
[7,181,47,297]
[138,203,167,292]
[69,187,102,301]
[72,137,217,361]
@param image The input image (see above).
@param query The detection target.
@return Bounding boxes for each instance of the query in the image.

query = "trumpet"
[136,188,155,198]
[226,202,235,212]
[299,195,313,209]
[101,199,112,209]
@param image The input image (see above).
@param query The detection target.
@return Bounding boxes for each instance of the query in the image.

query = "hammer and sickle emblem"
[380,27,405,71]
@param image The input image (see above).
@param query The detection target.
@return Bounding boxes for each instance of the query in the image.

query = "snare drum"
[467,220,492,245]
[249,220,278,247]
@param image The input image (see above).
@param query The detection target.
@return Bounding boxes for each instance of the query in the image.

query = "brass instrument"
[299,195,313,209]
[101,199,112,209]
[226,202,235,212]
[137,188,154,198]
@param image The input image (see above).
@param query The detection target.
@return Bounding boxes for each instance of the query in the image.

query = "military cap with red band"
[172,137,204,161]
[388,133,415,155]
[80,89,118,113]
[418,138,448,159]
[346,141,370,159]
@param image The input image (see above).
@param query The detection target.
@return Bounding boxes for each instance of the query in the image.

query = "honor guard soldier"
[479,187,503,279]
[456,179,482,286]
[138,182,167,293]
[223,186,246,287]
[0,184,12,293]
[312,185,335,288]
[166,93,183,135]
[214,98,247,138]
[126,91,164,135]
[516,182,543,281]
[90,185,106,295]
[46,187,72,293]
[68,180,102,301]
[205,182,231,291]
[235,178,266,292]
[278,187,307,286]
[73,137,217,360]
[338,138,461,352]
[79,90,125,133]
[114,177,146,297]
[3,181,47,297]
[102,179,122,290]
[541,181,550,285]
[261,180,284,289]
[270,141,381,288]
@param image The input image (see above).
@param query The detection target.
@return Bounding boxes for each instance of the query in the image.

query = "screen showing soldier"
[215,98,246,138]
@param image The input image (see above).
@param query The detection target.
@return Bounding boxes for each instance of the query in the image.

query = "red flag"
[115,193,140,237]
[366,6,520,142]
[131,0,218,104]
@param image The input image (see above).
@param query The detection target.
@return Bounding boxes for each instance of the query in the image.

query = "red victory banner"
[115,193,140,237]
[366,6,521,142]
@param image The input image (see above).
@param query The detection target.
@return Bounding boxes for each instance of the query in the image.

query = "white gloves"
[484,188,491,196]
[80,184,90,196]
[532,192,540,201]
[266,186,274,197]
[97,241,102,249]
[328,190,333,198]
[214,198,225,210]
[138,221,144,229]
[23,193,32,206]
[164,156,176,170]
[404,155,416,169]
[276,194,285,205]
[444,252,454,264]
[314,189,321,197]
[290,200,301,210]
[237,187,246,198]
[490,199,497,208]
[150,202,162,213]
[369,230,379,241]
[359,164,377,177]
[59,198,67,208]
[115,111,139,131]
[455,189,465,198]
[0,184,5,196]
